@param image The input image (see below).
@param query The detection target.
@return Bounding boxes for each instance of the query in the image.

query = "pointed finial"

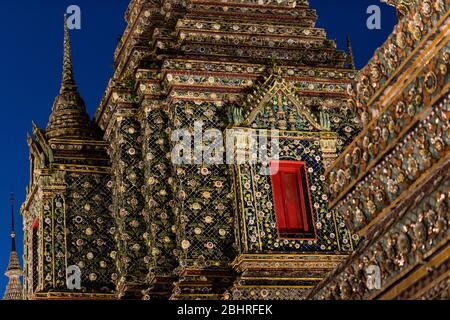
[346,35,356,70]
[60,14,77,94]
[27,133,32,146]
[10,193,16,252]
[3,192,23,300]
[31,120,40,137]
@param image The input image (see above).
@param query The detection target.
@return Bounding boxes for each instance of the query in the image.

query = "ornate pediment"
[230,71,330,132]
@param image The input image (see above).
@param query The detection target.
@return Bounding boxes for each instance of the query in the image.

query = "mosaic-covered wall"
[18,0,448,301]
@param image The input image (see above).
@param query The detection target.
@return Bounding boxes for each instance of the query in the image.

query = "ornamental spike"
[60,14,77,94]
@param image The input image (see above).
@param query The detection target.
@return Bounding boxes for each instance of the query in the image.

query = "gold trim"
[332,210,341,252]
[249,165,263,251]
[327,19,450,198]
[237,285,315,289]
[240,277,323,281]
[412,270,450,300]
[378,241,450,300]
[237,164,249,252]
[358,152,450,236]
[330,80,450,209]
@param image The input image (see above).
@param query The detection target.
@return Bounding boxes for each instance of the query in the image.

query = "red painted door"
[270,160,314,238]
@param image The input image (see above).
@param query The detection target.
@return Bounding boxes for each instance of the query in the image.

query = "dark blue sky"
[0,0,396,297]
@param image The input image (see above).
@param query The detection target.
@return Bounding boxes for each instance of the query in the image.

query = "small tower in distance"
[3,193,23,300]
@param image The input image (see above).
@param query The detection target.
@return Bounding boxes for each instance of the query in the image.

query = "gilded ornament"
[366,200,377,216]
[434,0,445,12]
[396,171,406,184]
[372,127,381,142]
[352,147,361,164]
[337,169,346,187]
[369,64,381,85]
[355,208,367,225]
[395,101,405,119]
[362,151,369,163]
[388,119,396,133]
[424,71,437,93]
[381,127,390,141]
[205,216,214,224]
[192,202,202,211]
[396,32,407,49]
[407,104,416,117]
[397,233,411,256]
[361,111,370,125]
[413,221,427,250]
[387,179,399,194]
[363,136,371,149]
[375,189,385,203]
[421,0,433,17]
[419,148,432,168]
[439,63,447,75]
[407,157,418,177]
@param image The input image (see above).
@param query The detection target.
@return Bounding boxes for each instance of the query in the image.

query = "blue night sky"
[0,0,397,297]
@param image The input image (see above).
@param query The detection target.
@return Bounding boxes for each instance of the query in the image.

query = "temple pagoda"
[13,0,449,300]
[20,17,114,300]
[3,194,23,300]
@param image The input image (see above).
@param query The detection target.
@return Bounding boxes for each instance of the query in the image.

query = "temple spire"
[60,15,77,94]
[45,15,98,140]
[10,193,15,252]
[346,35,356,70]
[3,193,23,300]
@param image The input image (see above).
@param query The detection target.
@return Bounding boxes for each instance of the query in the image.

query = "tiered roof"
[45,16,98,140]
[95,0,355,129]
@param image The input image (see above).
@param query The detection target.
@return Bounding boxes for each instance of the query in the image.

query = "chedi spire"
[45,15,97,140]
[61,14,76,94]
[3,193,23,300]
[346,35,356,70]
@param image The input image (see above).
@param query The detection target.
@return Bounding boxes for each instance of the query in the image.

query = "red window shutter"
[270,160,316,239]
[271,171,287,232]
[280,172,303,234]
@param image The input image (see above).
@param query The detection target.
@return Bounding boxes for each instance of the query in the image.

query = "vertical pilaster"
[168,101,236,300]
[64,172,116,294]
[141,101,178,299]
[40,180,68,293]
[109,106,148,299]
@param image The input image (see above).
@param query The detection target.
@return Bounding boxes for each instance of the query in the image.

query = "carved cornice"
[232,253,348,272]
[334,92,449,235]
[309,160,449,300]
[328,38,449,233]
